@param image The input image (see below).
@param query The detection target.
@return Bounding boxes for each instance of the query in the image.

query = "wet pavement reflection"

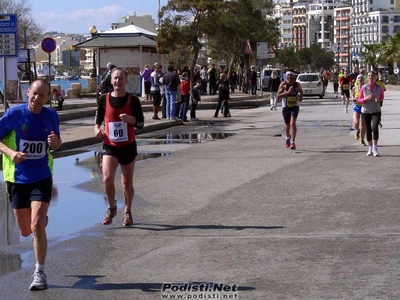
[0,131,233,274]
[138,132,234,144]
[0,150,172,247]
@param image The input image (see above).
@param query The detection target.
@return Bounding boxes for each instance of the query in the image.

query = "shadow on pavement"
[122,223,285,231]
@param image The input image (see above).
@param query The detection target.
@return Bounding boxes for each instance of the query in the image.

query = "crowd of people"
[134,62,259,121]
[0,62,390,291]
[329,67,386,156]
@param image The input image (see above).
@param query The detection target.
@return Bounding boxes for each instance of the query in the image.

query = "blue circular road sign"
[41,37,56,53]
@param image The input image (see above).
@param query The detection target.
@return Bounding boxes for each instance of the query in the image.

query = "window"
[394,26,400,33]
[297,75,320,82]
[382,26,389,33]
[394,16,400,22]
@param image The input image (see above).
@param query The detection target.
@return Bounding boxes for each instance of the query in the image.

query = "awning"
[73,35,156,49]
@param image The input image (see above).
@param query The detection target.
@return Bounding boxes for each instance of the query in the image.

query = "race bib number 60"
[109,121,128,142]
[19,139,46,159]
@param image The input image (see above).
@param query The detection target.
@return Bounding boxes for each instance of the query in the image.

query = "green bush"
[388,74,398,85]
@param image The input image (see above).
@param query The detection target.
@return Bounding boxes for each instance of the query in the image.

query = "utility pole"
[158,0,161,29]
[321,0,325,49]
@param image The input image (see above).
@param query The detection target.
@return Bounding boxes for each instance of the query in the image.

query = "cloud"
[35,5,127,33]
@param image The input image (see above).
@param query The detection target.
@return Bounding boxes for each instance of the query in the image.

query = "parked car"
[296,73,324,99]
[262,68,282,91]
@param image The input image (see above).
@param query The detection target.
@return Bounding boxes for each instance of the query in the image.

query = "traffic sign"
[244,39,252,54]
[257,42,268,59]
[257,42,275,59]
[0,14,18,57]
[41,37,56,53]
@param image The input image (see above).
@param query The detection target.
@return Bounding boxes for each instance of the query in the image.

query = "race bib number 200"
[19,139,46,159]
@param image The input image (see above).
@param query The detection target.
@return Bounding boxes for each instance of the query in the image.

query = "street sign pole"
[48,53,51,107]
[0,14,18,113]
[41,37,56,108]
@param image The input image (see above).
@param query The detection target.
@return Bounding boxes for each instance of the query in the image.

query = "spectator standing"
[163,65,181,119]
[208,64,217,95]
[179,72,191,122]
[230,70,238,94]
[250,66,258,95]
[190,80,202,121]
[140,64,152,100]
[150,64,162,120]
[99,63,116,95]
[200,66,208,95]
[213,73,231,117]
[193,66,201,85]
[158,65,167,118]
[101,62,115,80]
[268,70,281,110]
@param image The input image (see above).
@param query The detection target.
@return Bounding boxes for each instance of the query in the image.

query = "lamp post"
[88,26,98,78]
[321,0,325,49]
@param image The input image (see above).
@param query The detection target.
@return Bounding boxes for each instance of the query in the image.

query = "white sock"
[35,263,45,273]
[369,146,373,150]
[373,145,377,150]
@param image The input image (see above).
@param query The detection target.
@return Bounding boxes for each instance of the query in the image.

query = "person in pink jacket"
[358,71,384,157]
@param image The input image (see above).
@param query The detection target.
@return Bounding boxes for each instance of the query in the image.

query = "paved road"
[1,87,400,299]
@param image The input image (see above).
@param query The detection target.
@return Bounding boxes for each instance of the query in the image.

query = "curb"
[57,119,184,152]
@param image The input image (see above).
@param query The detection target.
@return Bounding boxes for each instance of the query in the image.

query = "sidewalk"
[1,91,270,151]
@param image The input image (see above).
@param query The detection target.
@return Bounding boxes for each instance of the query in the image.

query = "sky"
[31,0,167,35]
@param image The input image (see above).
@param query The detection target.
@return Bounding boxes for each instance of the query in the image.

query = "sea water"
[51,79,89,92]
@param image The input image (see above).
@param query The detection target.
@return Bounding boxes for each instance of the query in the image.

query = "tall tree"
[157,0,220,86]
[157,0,278,87]
[276,46,300,71]
[207,0,279,79]
[362,43,382,72]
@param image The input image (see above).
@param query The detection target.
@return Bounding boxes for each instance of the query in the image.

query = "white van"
[262,68,282,91]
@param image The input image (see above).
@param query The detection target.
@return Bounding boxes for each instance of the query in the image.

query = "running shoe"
[372,147,379,157]
[102,206,117,225]
[285,136,291,148]
[289,142,296,150]
[360,140,366,146]
[367,149,373,156]
[123,210,133,227]
[354,130,360,140]
[29,271,48,290]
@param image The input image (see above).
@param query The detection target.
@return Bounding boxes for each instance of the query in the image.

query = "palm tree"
[379,31,400,74]
[362,43,382,71]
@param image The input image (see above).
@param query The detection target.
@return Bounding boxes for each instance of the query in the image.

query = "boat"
[54,75,62,81]
[66,75,80,81]
[35,61,56,80]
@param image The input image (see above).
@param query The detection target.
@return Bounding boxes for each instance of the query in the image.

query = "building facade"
[275,0,400,70]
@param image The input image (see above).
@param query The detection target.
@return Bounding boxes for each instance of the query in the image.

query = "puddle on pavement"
[0,150,170,244]
[0,132,230,273]
[138,132,234,145]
